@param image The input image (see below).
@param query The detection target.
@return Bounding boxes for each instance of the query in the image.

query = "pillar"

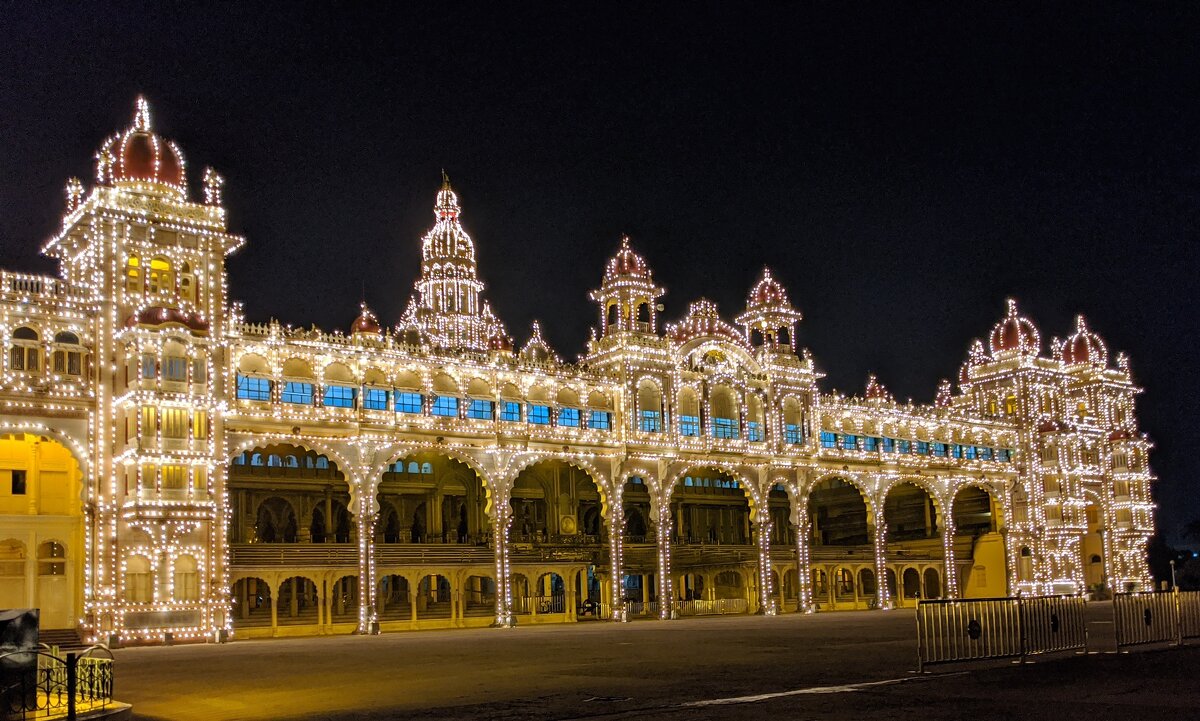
[655,501,674,619]
[409,584,417,626]
[324,487,333,543]
[491,494,514,627]
[270,588,279,636]
[871,508,892,609]
[941,520,959,599]
[753,517,775,615]
[354,482,378,634]
[794,494,814,612]
[607,500,626,621]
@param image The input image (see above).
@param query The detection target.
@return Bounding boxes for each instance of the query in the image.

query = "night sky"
[1,4,1197,541]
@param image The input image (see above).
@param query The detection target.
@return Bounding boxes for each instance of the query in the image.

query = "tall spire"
[133,95,151,131]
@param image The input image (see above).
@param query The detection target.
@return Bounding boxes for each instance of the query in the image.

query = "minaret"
[735,267,803,352]
[406,173,503,351]
[589,235,664,337]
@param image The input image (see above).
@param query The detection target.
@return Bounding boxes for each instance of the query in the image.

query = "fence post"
[66,651,77,721]
[1017,597,1027,664]
[915,601,923,674]
[1175,587,1183,647]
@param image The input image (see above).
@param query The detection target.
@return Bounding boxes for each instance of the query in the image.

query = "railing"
[1113,591,1200,648]
[916,596,1086,672]
[674,598,748,616]
[0,645,114,721]
[515,595,565,614]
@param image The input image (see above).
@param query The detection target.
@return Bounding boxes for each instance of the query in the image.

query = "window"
[951,444,963,459]
[467,398,494,420]
[193,411,207,440]
[589,410,611,430]
[979,447,993,461]
[679,414,700,437]
[528,404,551,425]
[141,353,156,379]
[191,358,206,385]
[282,381,314,405]
[882,437,895,453]
[161,408,188,438]
[395,391,423,414]
[363,387,389,411]
[163,356,187,381]
[162,465,187,489]
[785,424,802,445]
[174,555,199,602]
[997,449,1011,463]
[842,434,857,451]
[11,470,26,495]
[558,407,580,427]
[747,421,763,442]
[899,439,912,454]
[148,257,172,295]
[916,441,929,455]
[52,334,82,376]
[640,410,662,433]
[820,431,837,449]
[932,442,946,457]
[864,436,879,452]
[500,401,522,422]
[712,417,739,440]
[964,445,977,460]
[324,385,357,408]
[236,374,271,401]
[315,456,328,469]
[431,395,458,417]
[10,327,39,372]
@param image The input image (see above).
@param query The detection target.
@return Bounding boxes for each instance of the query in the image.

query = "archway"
[532,572,566,613]
[883,481,942,603]
[379,452,487,544]
[329,575,359,624]
[952,485,1007,598]
[1082,496,1107,593]
[510,460,605,544]
[416,574,453,619]
[277,576,319,625]
[463,575,496,617]
[228,443,350,545]
[377,575,411,621]
[231,577,272,627]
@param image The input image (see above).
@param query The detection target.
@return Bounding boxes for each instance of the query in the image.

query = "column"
[409,584,417,627]
[941,519,959,599]
[354,489,378,634]
[324,487,333,543]
[270,585,279,636]
[655,499,675,619]
[566,571,577,621]
[753,517,775,615]
[607,500,626,621]
[491,495,514,627]
[794,494,814,612]
[871,508,892,609]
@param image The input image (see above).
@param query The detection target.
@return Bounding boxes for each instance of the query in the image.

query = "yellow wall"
[0,433,82,516]
[962,532,1008,598]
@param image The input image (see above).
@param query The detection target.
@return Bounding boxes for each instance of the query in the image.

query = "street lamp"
[1170,559,1177,591]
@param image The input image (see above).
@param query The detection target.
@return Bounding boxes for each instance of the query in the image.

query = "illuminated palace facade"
[0,100,1155,643]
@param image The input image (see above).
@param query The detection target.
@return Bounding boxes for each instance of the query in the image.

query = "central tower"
[402,173,505,351]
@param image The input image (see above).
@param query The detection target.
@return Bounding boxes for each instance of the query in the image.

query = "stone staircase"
[40,628,88,651]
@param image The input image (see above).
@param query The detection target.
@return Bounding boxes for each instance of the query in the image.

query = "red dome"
[351,302,381,335]
[489,331,514,352]
[605,235,651,279]
[989,299,1040,356]
[1061,315,1107,366]
[97,97,186,195]
[747,267,790,309]
[125,306,208,333]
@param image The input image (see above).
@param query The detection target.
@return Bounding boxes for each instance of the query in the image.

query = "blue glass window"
[268,454,282,467]
[589,410,611,430]
[997,448,1011,462]
[899,439,912,454]
[864,436,879,452]
[841,434,857,451]
[558,407,580,427]
[467,399,494,420]
[163,356,187,381]
[407,461,419,474]
[431,396,459,417]
[785,424,802,445]
[684,476,694,487]
[528,404,551,425]
[236,374,271,401]
[250,453,264,466]
[363,387,388,411]
[315,456,328,469]
[501,401,521,422]
[932,442,947,457]
[679,415,700,437]
[882,437,895,453]
[233,452,247,465]
[747,421,764,442]
[141,354,156,379]
[324,384,356,408]
[395,392,423,414]
[640,410,662,433]
[916,441,929,455]
[712,417,739,439]
[952,444,963,459]
[282,381,313,405]
[820,431,837,449]
[964,445,977,460]
[979,447,993,461]
[421,462,432,474]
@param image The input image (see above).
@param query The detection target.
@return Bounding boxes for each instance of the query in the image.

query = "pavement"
[113,604,1200,721]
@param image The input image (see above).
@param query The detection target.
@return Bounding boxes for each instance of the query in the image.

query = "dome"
[746,267,791,310]
[958,339,987,386]
[605,235,651,279]
[96,97,186,196]
[489,330,514,352]
[1061,315,1108,366]
[666,299,751,350]
[125,306,208,333]
[351,302,381,336]
[989,298,1040,356]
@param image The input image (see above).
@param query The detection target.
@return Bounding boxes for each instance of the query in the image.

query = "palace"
[0,99,1155,643]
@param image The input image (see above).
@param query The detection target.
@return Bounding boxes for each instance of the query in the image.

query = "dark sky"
[1,3,1197,541]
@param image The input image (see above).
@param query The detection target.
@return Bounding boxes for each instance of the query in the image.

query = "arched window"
[637,380,663,433]
[710,385,740,439]
[636,302,650,325]
[315,456,329,469]
[421,462,433,474]
[250,453,264,466]
[125,255,143,294]
[174,554,199,601]
[677,387,700,437]
[606,303,619,329]
[783,397,803,444]
[284,455,299,468]
[38,541,65,576]
[126,555,153,603]
[147,257,173,295]
[746,394,765,442]
[1003,395,1018,416]
[178,262,197,303]
[407,461,419,474]
[9,327,40,373]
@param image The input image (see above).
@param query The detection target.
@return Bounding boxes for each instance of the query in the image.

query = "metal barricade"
[916,596,1086,672]
[1113,592,1179,649]
[1178,590,1200,641]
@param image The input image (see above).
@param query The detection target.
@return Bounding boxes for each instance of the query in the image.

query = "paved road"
[114,605,1199,721]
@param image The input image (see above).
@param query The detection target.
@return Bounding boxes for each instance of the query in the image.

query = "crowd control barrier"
[916,595,1087,672]
[1113,590,1200,649]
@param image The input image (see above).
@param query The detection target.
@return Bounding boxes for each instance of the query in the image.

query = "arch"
[951,484,1002,536]
[379,450,491,543]
[255,496,298,543]
[667,465,756,544]
[432,372,459,395]
[323,361,354,384]
[807,476,871,547]
[236,353,270,375]
[377,574,412,621]
[124,255,143,293]
[556,387,580,409]
[173,554,199,601]
[395,369,422,390]
[881,480,940,542]
[901,567,921,600]
[231,576,272,626]
[281,357,315,378]
[923,567,941,599]
[586,390,612,409]
[466,377,492,398]
[509,458,607,543]
[329,574,360,623]
[125,555,153,603]
[462,574,497,617]
[276,575,320,625]
[636,378,663,432]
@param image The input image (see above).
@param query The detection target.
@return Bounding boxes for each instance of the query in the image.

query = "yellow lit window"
[192,411,207,440]
[162,465,186,489]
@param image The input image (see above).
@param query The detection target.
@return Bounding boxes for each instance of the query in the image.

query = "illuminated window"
[916,441,929,455]
[997,449,1011,462]
[964,445,977,460]
[820,431,837,449]
[163,356,187,381]
[951,444,963,458]
[395,392,423,414]
[141,353,156,379]
[9,327,39,372]
[431,395,458,417]
[363,387,388,410]
[501,401,521,422]
[558,407,580,427]
[679,414,700,437]
[979,447,993,461]
[899,440,912,454]
[882,437,895,453]
[785,424,802,445]
[193,412,207,439]
[528,404,551,425]
[639,410,662,433]
[468,399,494,420]
[125,255,142,293]
[51,332,82,376]
[147,257,172,295]
[236,375,271,401]
[746,421,763,442]
[932,442,946,457]
[162,465,187,489]
[865,436,879,452]
[316,456,329,469]
[161,408,187,438]
[842,434,858,451]
[282,381,314,404]
[324,385,356,408]
[126,555,152,603]
[712,417,739,440]
[588,410,611,430]
[191,357,206,385]
[174,555,198,601]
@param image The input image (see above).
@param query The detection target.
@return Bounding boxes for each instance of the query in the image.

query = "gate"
[916,596,1086,672]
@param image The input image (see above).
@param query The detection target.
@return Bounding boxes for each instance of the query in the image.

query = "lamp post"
[1170,559,1177,591]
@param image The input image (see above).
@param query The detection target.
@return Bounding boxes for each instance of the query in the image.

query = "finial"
[64,178,84,212]
[1005,297,1019,316]
[620,234,631,249]
[134,95,151,131]
[441,168,451,189]
[202,167,225,205]
[1075,314,1088,331]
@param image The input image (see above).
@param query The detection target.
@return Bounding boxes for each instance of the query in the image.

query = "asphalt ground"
[113,604,1200,721]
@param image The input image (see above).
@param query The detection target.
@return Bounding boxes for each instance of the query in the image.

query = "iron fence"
[916,596,1086,672]
[1113,590,1200,648]
[0,646,114,721]
[1179,591,1200,641]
